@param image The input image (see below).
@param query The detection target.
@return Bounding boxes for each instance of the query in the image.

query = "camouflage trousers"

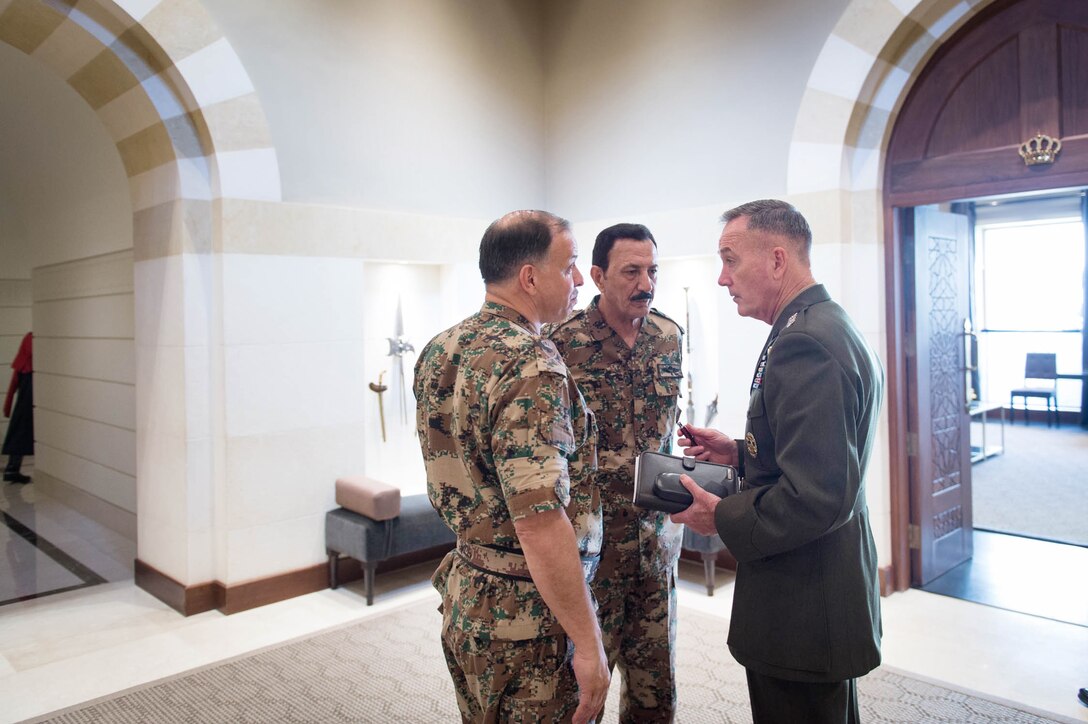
[441,623,578,723]
[592,505,679,723]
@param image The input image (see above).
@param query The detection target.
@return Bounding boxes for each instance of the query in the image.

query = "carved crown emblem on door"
[1018,133,1062,166]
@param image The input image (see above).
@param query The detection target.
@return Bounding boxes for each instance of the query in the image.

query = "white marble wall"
[33,252,136,520]
[135,252,215,584]
[219,253,367,583]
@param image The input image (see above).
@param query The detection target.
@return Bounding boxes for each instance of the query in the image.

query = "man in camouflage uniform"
[414,210,609,724]
[549,223,684,722]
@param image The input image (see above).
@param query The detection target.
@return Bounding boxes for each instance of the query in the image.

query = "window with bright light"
[977,218,1085,331]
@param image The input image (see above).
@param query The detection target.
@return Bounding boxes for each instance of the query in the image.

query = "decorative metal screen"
[928,234,962,494]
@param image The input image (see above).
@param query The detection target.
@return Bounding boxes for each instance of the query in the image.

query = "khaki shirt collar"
[584,295,662,344]
[481,300,537,335]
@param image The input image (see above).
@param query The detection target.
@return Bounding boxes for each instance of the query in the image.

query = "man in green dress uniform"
[673,199,884,724]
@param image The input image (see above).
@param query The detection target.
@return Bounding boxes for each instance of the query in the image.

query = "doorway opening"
[879,0,1088,617]
[913,189,1088,627]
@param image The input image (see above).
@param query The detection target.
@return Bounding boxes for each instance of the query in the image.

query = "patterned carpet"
[972,422,1088,547]
[35,599,1059,723]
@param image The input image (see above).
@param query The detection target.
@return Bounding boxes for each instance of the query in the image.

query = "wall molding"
[134,559,218,616]
[137,543,455,616]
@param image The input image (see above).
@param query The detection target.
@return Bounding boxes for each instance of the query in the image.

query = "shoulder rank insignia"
[649,307,684,335]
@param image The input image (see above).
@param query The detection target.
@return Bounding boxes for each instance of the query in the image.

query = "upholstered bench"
[325,476,455,605]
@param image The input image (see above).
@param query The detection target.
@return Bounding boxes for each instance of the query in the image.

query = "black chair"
[1009,353,1058,426]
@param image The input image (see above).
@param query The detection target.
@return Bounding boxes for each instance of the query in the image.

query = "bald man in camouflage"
[415,210,609,723]
[550,223,685,722]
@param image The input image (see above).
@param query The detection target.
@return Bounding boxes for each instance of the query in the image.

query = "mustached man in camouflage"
[549,223,685,723]
[413,210,609,724]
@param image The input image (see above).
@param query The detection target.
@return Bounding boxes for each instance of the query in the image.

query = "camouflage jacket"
[414,301,601,640]
[549,296,684,492]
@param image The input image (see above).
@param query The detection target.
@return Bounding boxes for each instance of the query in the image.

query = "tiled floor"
[1,511,105,605]
[1,467,134,610]
[1,485,1087,724]
[921,530,1088,628]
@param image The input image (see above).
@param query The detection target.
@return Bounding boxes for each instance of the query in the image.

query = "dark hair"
[720,199,812,260]
[592,223,657,270]
[479,210,571,284]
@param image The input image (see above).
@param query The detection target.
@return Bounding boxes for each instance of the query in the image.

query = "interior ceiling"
[0,43,75,235]
[0,42,37,242]
[0,40,128,263]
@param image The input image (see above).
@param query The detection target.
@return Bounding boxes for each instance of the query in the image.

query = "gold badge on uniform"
[745,432,758,458]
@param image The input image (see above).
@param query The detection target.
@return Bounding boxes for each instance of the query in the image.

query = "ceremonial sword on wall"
[386,297,415,426]
[368,371,388,442]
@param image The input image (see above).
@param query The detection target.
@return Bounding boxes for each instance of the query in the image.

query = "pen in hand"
[678,423,699,447]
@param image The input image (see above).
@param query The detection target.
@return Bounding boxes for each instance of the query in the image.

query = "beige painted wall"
[202,0,548,217]
[0,43,132,272]
[544,0,852,220]
[201,0,852,221]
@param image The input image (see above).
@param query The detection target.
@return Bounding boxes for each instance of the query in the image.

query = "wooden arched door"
[884,0,1088,589]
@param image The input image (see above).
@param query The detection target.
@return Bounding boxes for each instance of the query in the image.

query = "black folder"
[632,451,739,513]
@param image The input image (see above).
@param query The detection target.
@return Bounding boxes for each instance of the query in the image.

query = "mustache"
[631,292,653,302]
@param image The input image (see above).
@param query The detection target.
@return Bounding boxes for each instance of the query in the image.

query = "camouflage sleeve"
[491,361,575,521]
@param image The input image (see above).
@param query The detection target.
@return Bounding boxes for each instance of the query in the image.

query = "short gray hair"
[721,199,811,261]
[479,210,571,284]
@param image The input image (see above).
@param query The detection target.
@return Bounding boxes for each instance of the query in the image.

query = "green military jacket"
[714,284,884,682]
[414,301,600,641]
[549,296,685,567]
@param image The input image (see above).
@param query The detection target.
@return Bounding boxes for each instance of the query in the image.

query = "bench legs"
[364,561,377,605]
[701,552,716,596]
[327,550,379,606]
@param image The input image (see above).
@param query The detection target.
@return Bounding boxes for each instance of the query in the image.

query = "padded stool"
[325,476,455,604]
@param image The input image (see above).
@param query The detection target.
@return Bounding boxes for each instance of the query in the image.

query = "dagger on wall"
[368,371,388,442]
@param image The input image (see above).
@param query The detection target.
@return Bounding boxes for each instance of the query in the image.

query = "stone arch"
[786,0,998,220]
[782,0,1001,592]
[0,0,281,610]
[0,0,280,232]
